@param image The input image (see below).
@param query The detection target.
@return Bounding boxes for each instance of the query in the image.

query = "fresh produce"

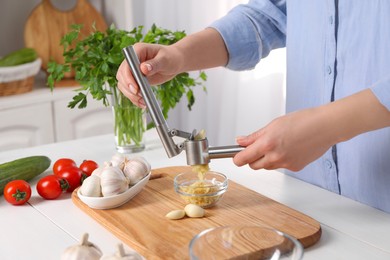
[0,155,51,195]
[165,204,205,220]
[56,166,83,192]
[80,175,101,197]
[37,175,68,200]
[3,180,32,205]
[110,154,128,171]
[79,160,99,177]
[53,158,77,175]
[100,164,128,197]
[79,154,151,199]
[101,243,142,260]
[165,209,186,220]
[122,157,151,185]
[61,233,102,260]
[184,204,205,218]
[0,47,38,67]
[47,24,207,148]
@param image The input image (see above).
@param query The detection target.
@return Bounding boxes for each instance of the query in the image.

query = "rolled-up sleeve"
[371,76,390,111]
[209,0,287,71]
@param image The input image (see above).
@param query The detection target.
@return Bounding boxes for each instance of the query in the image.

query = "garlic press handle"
[122,46,181,158]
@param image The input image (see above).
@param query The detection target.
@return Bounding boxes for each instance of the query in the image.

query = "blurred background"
[0,0,285,150]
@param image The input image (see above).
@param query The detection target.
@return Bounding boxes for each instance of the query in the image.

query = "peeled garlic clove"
[100,243,142,260]
[80,175,101,197]
[61,233,102,260]
[123,157,151,185]
[100,166,128,197]
[111,154,130,171]
[184,204,205,218]
[166,209,186,220]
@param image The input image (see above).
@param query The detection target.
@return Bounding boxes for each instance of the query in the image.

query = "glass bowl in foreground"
[173,171,228,208]
[189,225,304,260]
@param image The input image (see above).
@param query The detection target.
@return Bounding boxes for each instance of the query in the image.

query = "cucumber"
[0,48,38,67]
[0,156,51,195]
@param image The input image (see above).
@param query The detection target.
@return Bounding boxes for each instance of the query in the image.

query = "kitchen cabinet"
[0,74,113,151]
[0,102,55,150]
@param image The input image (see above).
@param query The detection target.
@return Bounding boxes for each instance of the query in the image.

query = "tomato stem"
[59,178,69,192]
[12,189,27,201]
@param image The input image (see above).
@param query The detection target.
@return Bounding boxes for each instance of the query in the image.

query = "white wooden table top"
[0,130,389,259]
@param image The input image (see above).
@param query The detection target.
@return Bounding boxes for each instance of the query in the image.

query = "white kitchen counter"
[0,130,389,259]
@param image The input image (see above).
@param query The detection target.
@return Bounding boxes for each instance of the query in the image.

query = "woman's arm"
[233,89,390,171]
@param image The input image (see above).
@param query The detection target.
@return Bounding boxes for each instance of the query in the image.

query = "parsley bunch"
[47,24,207,147]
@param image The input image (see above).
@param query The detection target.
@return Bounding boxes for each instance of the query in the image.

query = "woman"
[117,0,390,212]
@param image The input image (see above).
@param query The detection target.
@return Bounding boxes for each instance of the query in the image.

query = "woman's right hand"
[116,42,182,108]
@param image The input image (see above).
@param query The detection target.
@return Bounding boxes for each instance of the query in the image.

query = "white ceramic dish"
[77,171,151,210]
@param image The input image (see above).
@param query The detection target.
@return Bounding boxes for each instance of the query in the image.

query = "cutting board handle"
[41,0,89,11]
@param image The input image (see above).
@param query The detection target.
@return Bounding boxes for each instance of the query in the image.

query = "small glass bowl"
[173,171,228,208]
[189,225,304,260]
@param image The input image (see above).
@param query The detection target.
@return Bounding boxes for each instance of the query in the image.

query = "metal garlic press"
[122,46,244,165]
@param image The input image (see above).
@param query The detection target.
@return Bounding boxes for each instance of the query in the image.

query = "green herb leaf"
[46,23,207,145]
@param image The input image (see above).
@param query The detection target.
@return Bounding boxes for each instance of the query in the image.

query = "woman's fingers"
[234,136,266,167]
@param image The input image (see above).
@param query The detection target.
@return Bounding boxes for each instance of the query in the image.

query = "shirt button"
[325,160,333,169]
[327,66,332,75]
[329,16,334,25]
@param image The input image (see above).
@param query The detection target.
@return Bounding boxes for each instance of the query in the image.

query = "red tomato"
[56,166,83,192]
[79,160,99,177]
[37,175,68,200]
[53,158,77,175]
[4,180,32,205]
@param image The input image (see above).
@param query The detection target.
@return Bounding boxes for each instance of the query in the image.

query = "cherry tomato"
[79,160,99,177]
[56,166,83,192]
[4,180,32,205]
[37,175,68,200]
[53,158,77,175]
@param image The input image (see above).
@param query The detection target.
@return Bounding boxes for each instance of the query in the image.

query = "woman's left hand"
[233,89,390,171]
[233,107,335,171]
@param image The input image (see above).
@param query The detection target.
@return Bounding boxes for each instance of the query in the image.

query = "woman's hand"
[233,107,334,171]
[233,89,390,171]
[116,28,229,108]
[116,42,182,108]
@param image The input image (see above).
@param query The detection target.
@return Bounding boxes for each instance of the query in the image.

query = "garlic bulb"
[100,166,128,197]
[110,154,130,171]
[122,157,151,185]
[61,233,102,260]
[80,175,101,197]
[92,161,111,177]
[100,243,142,260]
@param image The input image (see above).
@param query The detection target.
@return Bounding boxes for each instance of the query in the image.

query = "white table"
[1,130,389,259]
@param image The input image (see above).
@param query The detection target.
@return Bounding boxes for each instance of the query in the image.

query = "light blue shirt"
[211,0,390,212]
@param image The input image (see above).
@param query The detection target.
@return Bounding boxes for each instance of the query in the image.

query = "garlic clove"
[100,166,129,197]
[165,209,186,220]
[91,161,111,177]
[100,243,142,260]
[80,175,101,197]
[122,157,151,185]
[110,154,130,171]
[61,233,102,260]
[184,204,205,218]
[133,156,151,173]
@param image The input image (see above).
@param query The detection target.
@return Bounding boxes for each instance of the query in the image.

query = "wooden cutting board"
[24,0,107,85]
[72,166,321,259]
